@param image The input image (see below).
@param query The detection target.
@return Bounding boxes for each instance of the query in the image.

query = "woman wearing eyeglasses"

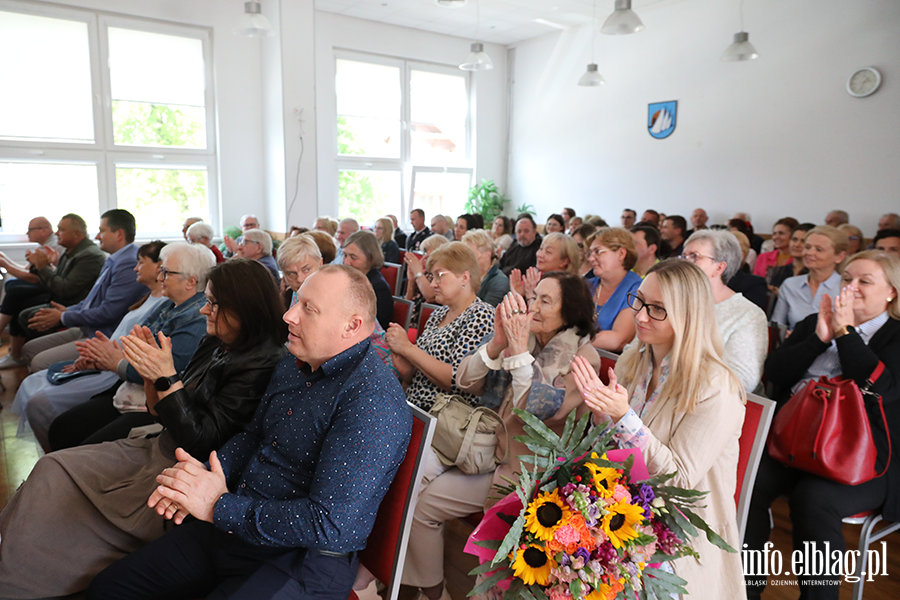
[681,230,768,393]
[585,227,643,352]
[571,259,747,600]
[14,242,211,451]
[0,258,288,600]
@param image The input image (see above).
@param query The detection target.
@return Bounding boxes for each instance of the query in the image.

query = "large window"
[335,54,472,228]
[0,1,216,239]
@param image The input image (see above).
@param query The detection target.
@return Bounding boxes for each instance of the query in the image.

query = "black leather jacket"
[154,335,286,459]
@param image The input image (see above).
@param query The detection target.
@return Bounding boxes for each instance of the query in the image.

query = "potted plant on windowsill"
[466,179,510,223]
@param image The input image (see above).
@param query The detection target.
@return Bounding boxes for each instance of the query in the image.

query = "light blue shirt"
[771,271,842,330]
[332,245,344,265]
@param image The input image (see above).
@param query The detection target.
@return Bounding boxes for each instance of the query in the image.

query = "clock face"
[847,67,881,98]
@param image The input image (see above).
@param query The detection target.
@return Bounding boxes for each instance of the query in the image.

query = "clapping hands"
[571,355,630,422]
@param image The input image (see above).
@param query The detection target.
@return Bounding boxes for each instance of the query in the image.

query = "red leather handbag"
[768,362,891,486]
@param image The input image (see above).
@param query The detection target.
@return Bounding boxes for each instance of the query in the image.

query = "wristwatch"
[154,374,181,392]
[415,272,424,279]
[835,325,855,339]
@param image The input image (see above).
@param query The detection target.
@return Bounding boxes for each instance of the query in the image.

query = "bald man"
[89,265,411,600]
[0,217,62,283]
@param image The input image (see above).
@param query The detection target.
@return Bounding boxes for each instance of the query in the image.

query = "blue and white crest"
[648,100,677,139]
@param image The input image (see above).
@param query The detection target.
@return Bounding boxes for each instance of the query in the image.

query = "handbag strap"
[859,361,891,478]
[454,408,510,468]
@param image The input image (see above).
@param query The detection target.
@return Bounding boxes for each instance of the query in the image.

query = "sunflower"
[524,489,572,541]
[600,498,645,549]
[584,461,621,498]
[511,544,556,586]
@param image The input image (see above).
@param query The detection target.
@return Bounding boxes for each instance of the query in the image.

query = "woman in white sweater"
[681,229,768,393]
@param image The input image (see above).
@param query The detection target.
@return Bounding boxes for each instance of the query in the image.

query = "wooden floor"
[0,355,897,599]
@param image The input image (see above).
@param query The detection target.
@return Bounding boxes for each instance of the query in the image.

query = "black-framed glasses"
[160,267,185,279]
[627,293,668,321]
[204,297,219,310]
[679,251,718,264]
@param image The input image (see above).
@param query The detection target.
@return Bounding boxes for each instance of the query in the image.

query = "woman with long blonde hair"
[571,259,747,600]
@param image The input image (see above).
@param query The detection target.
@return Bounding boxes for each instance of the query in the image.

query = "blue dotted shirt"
[213,339,412,553]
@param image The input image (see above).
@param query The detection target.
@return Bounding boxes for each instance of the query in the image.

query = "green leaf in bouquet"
[655,486,710,499]
[558,410,577,450]
[493,514,526,567]
[468,567,515,597]
[572,422,614,458]
[472,539,503,550]
[530,585,550,600]
[468,558,510,576]
[568,578,583,598]
[513,408,562,448]
[563,412,591,450]
[637,471,679,487]
[666,501,699,538]
[518,587,537,600]
[518,454,555,469]
[646,551,680,564]
[555,461,573,489]
[684,509,737,553]
[513,433,558,450]
[516,438,556,457]
[497,511,519,526]
[641,566,689,594]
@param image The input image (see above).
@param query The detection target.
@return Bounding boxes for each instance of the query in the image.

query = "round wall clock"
[846,67,882,98]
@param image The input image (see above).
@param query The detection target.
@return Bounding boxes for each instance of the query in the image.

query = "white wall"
[314,12,509,228]
[42,0,267,233]
[507,0,900,235]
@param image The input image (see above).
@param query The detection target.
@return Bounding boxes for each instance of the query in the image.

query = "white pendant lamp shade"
[721,31,759,61]
[459,42,493,71]
[578,64,606,87]
[234,1,274,38]
[601,0,644,35]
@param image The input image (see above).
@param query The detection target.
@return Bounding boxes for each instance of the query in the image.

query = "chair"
[381,263,401,296]
[842,511,900,600]
[349,403,436,600]
[735,393,776,543]
[391,296,414,330]
[595,348,619,385]
[418,302,440,334]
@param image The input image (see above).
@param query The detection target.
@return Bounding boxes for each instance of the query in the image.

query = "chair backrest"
[735,393,776,543]
[357,404,436,600]
[418,302,440,333]
[391,296,414,330]
[397,249,407,264]
[595,348,619,386]
[381,263,401,296]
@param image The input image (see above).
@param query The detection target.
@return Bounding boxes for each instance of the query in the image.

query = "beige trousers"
[401,449,494,589]
[22,328,84,372]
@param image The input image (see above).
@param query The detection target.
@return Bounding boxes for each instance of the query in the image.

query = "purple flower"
[652,519,683,555]
[574,547,591,563]
[633,484,655,517]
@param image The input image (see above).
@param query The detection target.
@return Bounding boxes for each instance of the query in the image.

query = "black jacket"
[154,335,286,460]
[367,268,393,330]
[728,269,768,311]
[765,314,900,520]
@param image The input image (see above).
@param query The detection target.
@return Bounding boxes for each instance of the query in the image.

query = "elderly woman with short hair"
[277,235,323,305]
[510,232,581,299]
[374,217,402,264]
[313,216,338,236]
[343,230,392,329]
[237,228,280,285]
[682,229,768,392]
[462,229,509,307]
[186,221,225,264]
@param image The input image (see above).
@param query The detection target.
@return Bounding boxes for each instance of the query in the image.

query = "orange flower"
[565,542,579,555]
[547,538,563,553]
[569,514,587,530]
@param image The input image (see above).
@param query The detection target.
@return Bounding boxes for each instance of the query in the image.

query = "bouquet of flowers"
[466,409,735,600]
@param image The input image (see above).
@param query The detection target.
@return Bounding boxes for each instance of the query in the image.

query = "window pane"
[0,162,99,234]
[115,166,208,233]
[410,70,467,164]
[336,60,400,158]
[108,28,206,148]
[412,172,472,220]
[338,170,401,226]
[0,11,94,142]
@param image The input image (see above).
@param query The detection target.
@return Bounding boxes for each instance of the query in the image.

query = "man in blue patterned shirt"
[88,265,412,600]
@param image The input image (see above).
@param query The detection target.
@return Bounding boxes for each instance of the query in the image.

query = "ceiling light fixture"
[459,0,493,71]
[578,0,606,87]
[601,0,644,35]
[721,0,758,61]
[436,0,467,7]
[233,1,274,38]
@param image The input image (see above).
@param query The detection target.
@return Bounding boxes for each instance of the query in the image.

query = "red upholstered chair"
[381,263,401,296]
[735,393,775,543]
[595,348,619,386]
[349,403,436,600]
[417,303,440,335]
[391,297,414,330]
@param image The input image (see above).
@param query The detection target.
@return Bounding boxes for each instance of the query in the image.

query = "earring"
[889,297,894,303]
[462,284,467,289]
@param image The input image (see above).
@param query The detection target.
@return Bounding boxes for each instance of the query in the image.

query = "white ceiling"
[314,0,669,46]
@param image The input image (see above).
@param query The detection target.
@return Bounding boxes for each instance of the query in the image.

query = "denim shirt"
[117,291,208,383]
[60,243,148,336]
[213,340,411,553]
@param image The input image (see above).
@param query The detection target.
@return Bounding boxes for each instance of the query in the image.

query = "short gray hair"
[187,221,214,242]
[686,229,742,283]
[462,229,496,260]
[241,228,273,256]
[421,234,449,253]
[344,230,384,270]
[160,242,216,289]
[277,235,322,270]
[339,218,359,231]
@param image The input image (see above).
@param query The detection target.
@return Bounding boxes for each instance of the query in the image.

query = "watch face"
[848,68,881,97]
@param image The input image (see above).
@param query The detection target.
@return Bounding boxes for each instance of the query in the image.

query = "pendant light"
[601,0,644,36]
[459,0,493,71]
[233,1,274,38]
[721,0,759,61]
[578,0,606,87]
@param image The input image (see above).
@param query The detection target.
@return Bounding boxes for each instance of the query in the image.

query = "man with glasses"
[0,210,147,371]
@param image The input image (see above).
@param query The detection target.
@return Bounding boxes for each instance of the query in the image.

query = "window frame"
[0,0,218,241]
[333,51,472,230]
